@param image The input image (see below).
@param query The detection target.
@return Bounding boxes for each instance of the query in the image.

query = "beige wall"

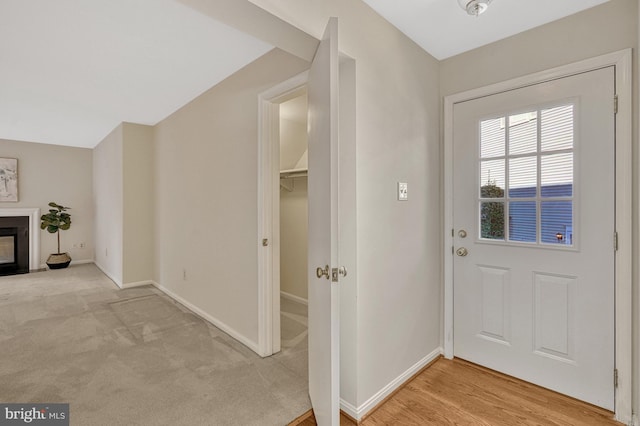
[280,117,307,170]
[279,96,308,300]
[94,122,154,287]
[122,123,154,285]
[93,125,124,284]
[351,8,440,411]
[441,0,638,416]
[280,177,308,300]
[280,94,308,171]
[153,48,309,349]
[0,138,93,266]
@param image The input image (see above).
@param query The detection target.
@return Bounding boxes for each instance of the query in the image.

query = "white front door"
[307,17,340,426]
[453,67,615,409]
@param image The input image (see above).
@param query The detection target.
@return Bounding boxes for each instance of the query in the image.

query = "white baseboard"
[350,347,442,420]
[122,279,154,289]
[70,259,94,266]
[90,261,152,289]
[93,261,123,288]
[281,290,308,305]
[152,281,261,355]
[339,399,358,421]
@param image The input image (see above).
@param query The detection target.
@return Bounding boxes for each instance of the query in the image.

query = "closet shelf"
[280,168,308,179]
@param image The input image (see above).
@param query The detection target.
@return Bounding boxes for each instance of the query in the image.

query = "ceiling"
[0,0,272,148]
[361,0,611,60]
[1,0,612,149]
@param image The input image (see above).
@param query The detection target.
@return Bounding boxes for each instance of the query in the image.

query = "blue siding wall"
[507,184,572,244]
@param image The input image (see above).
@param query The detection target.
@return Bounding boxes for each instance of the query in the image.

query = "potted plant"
[40,202,72,269]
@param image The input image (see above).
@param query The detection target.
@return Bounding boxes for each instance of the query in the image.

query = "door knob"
[456,247,468,257]
[316,265,330,280]
[458,229,467,238]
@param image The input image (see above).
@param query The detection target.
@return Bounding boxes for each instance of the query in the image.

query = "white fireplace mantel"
[0,208,40,271]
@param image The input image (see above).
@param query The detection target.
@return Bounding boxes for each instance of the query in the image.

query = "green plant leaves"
[40,202,71,234]
[40,202,72,254]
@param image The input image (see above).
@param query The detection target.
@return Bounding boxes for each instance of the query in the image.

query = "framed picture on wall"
[0,158,18,202]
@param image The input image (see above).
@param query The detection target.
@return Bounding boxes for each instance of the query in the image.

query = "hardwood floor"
[290,357,622,425]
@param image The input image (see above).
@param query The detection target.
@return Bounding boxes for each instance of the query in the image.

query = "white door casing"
[307,17,340,426]
[258,70,309,358]
[444,49,632,422]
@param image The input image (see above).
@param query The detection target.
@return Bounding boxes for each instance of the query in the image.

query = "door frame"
[257,70,309,357]
[443,49,632,423]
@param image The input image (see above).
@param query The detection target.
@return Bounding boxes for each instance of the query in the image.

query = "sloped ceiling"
[1,0,613,148]
[0,0,272,148]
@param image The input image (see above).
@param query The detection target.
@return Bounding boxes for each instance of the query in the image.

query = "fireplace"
[0,216,29,275]
[0,208,40,274]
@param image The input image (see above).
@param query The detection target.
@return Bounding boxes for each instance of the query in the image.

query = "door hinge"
[614,95,619,114]
[614,368,619,388]
[614,232,618,251]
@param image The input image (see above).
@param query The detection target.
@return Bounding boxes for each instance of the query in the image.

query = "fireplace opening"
[0,235,16,264]
[0,216,29,276]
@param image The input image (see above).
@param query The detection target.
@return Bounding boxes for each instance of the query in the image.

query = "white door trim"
[257,70,309,357]
[443,49,632,423]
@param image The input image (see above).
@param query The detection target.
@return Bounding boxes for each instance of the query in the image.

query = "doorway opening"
[256,70,308,358]
[278,92,309,367]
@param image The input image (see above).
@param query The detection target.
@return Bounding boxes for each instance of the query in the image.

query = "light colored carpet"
[0,264,310,425]
[277,297,308,382]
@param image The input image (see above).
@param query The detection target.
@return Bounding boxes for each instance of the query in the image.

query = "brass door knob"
[316,265,329,280]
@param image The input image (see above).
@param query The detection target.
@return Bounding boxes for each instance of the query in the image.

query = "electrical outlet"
[79,242,85,248]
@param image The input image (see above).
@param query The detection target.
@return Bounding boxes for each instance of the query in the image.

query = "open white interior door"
[307,17,340,426]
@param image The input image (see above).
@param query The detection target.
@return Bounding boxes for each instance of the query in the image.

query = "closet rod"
[280,168,308,179]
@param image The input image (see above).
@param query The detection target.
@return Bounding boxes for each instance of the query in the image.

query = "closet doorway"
[277,92,309,368]
[257,71,308,358]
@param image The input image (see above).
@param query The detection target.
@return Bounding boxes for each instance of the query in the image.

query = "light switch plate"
[398,182,408,201]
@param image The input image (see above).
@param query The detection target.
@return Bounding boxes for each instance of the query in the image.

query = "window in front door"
[478,103,575,247]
